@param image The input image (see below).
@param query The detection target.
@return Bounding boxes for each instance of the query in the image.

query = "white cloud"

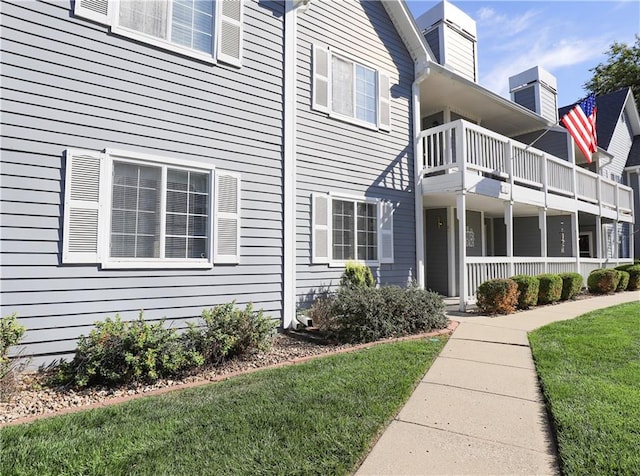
[474,7,540,39]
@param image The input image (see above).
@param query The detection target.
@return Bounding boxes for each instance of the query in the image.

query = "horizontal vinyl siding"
[0,0,285,363]
[442,25,475,82]
[601,116,633,180]
[295,0,416,304]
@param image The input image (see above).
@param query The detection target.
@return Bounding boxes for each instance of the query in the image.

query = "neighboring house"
[559,88,640,261]
[413,0,635,309]
[0,0,430,365]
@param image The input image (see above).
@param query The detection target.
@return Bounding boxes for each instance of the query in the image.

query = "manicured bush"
[615,264,634,272]
[307,293,337,331]
[1,313,26,401]
[510,275,539,309]
[186,302,276,364]
[63,314,204,388]
[340,261,375,288]
[616,271,630,291]
[559,272,584,301]
[476,279,519,315]
[587,269,620,294]
[625,264,640,290]
[327,285,447,343]
[536,274,562,305]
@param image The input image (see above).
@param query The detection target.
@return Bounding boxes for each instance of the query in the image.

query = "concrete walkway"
[356,291,639,475]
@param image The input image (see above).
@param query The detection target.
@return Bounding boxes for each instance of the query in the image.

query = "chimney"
[509,66,558,123]
[416,0,478,83]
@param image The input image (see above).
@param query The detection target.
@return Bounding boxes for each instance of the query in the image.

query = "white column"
[447,206,456,296]
[572,211,580,271]
[412,82,425,288]
[595,215,602,260]
[457,194,467,311]
[539,208,547,273]
[505,200,514,277]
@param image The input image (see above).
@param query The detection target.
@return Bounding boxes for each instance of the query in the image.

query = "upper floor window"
[312,45,391,131]
[63,148,241,268]
[74,0,243,66]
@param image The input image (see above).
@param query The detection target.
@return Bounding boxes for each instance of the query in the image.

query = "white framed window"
[311,193,394,266]
[74,0,243,66]
[312,45,391,131]
[62,148,241,268]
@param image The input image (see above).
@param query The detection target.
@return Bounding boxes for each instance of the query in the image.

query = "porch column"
[457,193,467,311]
[614,219,620,263]
[571,211,580,272]
[447,206,456,296]
[504,200,514,277]
[595,215,602,260]
[539,208,547,273]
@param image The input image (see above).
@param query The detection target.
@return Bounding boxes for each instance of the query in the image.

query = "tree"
[584,35,640,111]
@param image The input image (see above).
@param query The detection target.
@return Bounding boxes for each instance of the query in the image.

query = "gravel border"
[1,324,456,427]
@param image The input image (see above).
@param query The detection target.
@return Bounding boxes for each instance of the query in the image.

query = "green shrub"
[510,275,539,309]
[536,274,562,305]
[615,264,634,272]
[63,314,203,388]
[587,269,620,294]
[186,302,276,364]
[340,261,375,288]
[476,279,519,315]
[327,285,446,343]
[307,293,337,333]
[558,272,584,301]
[626,265,640,290]
[1,313,26,401]
[616,271,630,291]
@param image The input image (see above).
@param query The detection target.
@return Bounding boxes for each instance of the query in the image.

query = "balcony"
[418,120,633,220]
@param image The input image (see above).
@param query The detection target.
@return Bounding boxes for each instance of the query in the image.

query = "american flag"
[561,94,598,163]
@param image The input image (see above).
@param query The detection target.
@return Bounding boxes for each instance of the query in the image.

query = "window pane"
[119,0,168,40]
[356,202,377,261]
[111,162,161,258]
[356,65,377,124]
[165,169,209,259]
[332,200,355,261]
[171,0,214,54]
[332,56,354,118]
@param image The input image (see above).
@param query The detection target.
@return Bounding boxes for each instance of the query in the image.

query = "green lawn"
[529,302,640,475]
[1,338,445,476]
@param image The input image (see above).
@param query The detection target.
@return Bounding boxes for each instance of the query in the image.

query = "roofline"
[623,88,640,134]
[382,1,434,74]
[426,61,554,127]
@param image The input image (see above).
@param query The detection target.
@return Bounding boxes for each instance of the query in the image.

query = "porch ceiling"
[420,62,552,137]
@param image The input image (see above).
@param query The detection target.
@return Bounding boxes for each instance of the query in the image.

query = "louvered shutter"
[378,200,394,263]
[311,193,330,263]
[214,170,241,263]
[62,149,104,263]
[74,0,110,25]
[217,0,243,67]
[312,45,330,113]
[378,72,391,131]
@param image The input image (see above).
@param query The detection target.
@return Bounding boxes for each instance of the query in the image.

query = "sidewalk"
[356,291,639,475]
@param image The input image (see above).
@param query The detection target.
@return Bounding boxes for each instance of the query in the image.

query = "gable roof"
[627,136,640,167]
[382,1,433,70]
[558,88,630,150]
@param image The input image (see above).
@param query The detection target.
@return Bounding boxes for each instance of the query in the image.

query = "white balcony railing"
[419,120,634,215]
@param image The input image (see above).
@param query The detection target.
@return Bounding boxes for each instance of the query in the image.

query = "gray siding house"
[0,0,430,365]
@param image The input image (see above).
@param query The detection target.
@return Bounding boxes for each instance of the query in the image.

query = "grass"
[529,302,640,475]
[1,337,446,475]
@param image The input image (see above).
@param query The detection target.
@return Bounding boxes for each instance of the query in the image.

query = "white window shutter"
[378,72,391,131]
[214,170,241,264]
[217,0,243,67]
[311,193,330,264]
[312,45,330,113]
[74,0,111,25]
[62,149,104,263]
[379,200,394,263]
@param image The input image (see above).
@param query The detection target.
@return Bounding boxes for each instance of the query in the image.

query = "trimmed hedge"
[558,272,583,301]
[615,264,634,272]
[476,279,519,315]
[340,261,375,288]
[587,269,620,294]
[536,274,562,305]
[626,264,640,290]
[616,271,630,292]
[511,275,539,309]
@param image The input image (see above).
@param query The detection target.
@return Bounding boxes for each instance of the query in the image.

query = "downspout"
[283,0,298,328]
[413,65,430,289]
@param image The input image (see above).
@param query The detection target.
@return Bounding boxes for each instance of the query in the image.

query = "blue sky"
[405,1,640,107]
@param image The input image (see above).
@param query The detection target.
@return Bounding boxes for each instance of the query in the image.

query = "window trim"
[102,149,215,269]
[111,0,218,64]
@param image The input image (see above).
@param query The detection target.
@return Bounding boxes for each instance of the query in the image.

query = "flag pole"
[523,121,559,151]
